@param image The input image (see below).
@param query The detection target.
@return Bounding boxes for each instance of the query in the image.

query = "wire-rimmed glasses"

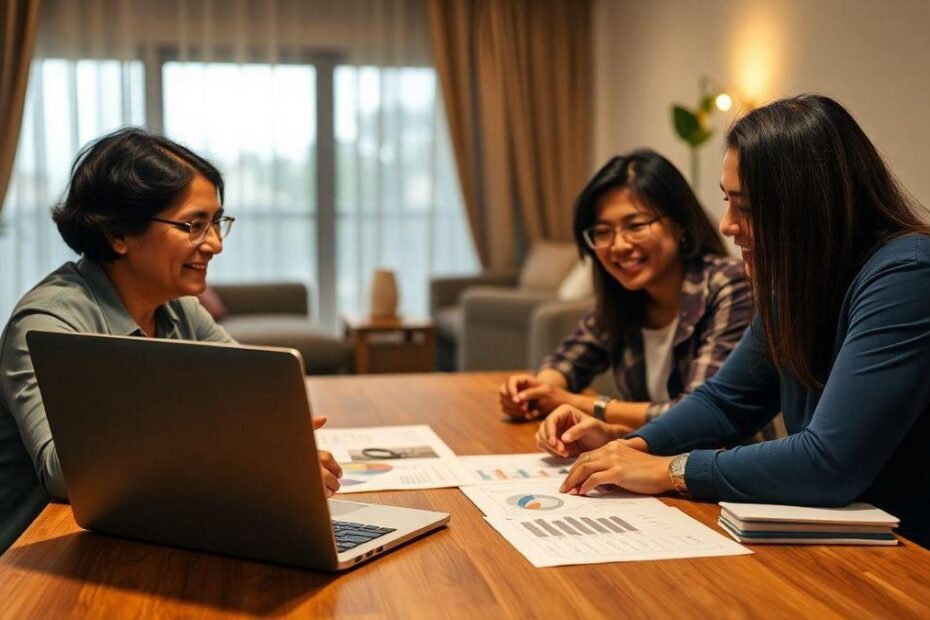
[149,215,236,245]
[582,215,663,250]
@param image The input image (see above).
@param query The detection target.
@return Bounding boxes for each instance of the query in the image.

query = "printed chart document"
[460,479,665,516]
[455,453,576,485]
[316,425,466,493]
[461,480,750,567]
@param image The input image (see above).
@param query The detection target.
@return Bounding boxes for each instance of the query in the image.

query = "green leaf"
[672,105,713,147]
[672,105,700,143]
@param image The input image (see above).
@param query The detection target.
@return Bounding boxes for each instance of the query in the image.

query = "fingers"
[536,421,567,457]
[577,469,611,496]
[318,450,343,479]
[540,412,566,454]
[506,374,536,397]
[560,417,600,443]
[321,467,340,497]
[318,450,342,497]
[312,416,328,430]
[514,384,549,404]
[499,385,530,418]
[560,451,596,493]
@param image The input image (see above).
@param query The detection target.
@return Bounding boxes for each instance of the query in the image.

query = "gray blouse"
[0,258,232,531]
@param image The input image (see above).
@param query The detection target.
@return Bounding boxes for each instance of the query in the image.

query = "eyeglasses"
[582,215,663,249]
[149,215,236,244]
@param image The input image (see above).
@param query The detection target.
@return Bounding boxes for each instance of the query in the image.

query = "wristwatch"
[592,395,613,422]
[668,453,690,494]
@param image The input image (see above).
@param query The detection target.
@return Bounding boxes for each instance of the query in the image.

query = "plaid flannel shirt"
[540,254,751,420]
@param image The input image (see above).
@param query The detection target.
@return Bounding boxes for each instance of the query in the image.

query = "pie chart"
[340,461,393,487]
[506,494,564,511]
[344,462,393,475]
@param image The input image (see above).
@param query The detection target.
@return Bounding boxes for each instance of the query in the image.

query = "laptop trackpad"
[329,500,369,517]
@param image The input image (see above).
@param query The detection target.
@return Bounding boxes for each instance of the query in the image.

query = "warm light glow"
[715,93,733,112]
[729,6,784,107]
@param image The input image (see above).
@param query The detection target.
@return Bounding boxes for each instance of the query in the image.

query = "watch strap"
[592,395,612,421]
[668,453,689,494]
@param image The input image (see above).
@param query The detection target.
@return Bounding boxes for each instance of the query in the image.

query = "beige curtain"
[0,0,40,212]
[427,0,592,270]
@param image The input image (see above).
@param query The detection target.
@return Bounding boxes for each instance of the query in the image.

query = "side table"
[342,314,436,374]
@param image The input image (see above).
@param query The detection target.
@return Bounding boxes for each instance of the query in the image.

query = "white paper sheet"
[486,506,752,567]
[459,479,664,517]
[455,453,576,484]
[460,479,749,566]
[316,424,466,493]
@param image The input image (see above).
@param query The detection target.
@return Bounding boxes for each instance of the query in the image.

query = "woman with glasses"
[549,95,930,548]
[500,148,751,435]
[0,129,342,527]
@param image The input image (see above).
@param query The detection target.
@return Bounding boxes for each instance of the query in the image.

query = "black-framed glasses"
[149,215,235,244]
[582,215,663,249]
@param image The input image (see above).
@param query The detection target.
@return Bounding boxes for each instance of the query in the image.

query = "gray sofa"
[210,283,352,375]
[430,241,586,371]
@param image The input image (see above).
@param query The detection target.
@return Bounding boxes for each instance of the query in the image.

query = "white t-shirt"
[641,318,679,402]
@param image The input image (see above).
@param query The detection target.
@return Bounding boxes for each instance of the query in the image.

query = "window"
[1,59,144,316]
[162,62,318,289]
[1,55,477,327]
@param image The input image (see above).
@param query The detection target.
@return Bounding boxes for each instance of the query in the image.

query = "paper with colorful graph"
[315,424,468,493]
[460,479,750,567]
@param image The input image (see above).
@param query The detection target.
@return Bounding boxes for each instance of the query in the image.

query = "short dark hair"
[726,94,929,388]
[573,148,727,343]
[52,127,224,261]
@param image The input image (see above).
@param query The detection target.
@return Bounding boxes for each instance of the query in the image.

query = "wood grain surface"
[1,372,928,618]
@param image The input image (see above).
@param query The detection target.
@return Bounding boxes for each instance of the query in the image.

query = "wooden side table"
[343,314,436,374]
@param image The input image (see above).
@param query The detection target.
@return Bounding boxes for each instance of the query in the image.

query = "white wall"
[592,0,930,225]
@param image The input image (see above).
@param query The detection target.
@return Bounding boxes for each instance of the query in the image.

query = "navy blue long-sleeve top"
[633,235,930,548]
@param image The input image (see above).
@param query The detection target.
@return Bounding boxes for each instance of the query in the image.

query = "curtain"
[427,0,593,270]
[0,0,41,214]
[1,0,477,327]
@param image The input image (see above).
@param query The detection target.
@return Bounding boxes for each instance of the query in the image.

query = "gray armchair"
[211,283,352,375]
[430,241,582,371]
[430,270,519,370]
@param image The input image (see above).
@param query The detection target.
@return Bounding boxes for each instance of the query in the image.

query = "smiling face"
[112,172,224,305]
[719,149,753,277]
[591,188,684,296]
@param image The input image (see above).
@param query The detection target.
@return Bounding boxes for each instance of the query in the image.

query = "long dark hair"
[573,148,727,343]
[727,94,929,388]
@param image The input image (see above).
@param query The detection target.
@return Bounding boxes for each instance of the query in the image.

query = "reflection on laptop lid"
[27,331,449,571]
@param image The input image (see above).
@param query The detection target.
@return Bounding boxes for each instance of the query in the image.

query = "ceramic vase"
[369,269,399,318]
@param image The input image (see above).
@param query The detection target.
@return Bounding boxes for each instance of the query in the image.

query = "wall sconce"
[671,76,733,192]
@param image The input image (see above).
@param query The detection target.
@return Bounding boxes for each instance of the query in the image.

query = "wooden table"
[2,372,929,618]
[342,314,436,374]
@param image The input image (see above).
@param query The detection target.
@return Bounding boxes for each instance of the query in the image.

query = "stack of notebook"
[718,502,899,545]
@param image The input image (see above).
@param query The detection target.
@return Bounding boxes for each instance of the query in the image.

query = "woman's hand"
[499,374,576,420]
[313,416,343,497]
[559,440,675,496]
[535,404,630,457]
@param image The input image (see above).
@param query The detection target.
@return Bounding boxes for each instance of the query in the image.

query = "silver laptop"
[26,331,449,571]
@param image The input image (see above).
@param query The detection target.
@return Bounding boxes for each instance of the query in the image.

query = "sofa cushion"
[518,241,579,290]
[197,286,228,321]
[557,258,594,301]
[220,315,352,374]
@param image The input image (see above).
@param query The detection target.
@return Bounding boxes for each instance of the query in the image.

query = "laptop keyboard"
[332,520,397,553]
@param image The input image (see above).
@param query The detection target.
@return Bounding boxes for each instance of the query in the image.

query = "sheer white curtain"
[0,0,477,327]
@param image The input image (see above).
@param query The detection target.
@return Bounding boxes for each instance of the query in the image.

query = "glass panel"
[0,59,144,321]
[162,62,318,291]
[334,65,478,318]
